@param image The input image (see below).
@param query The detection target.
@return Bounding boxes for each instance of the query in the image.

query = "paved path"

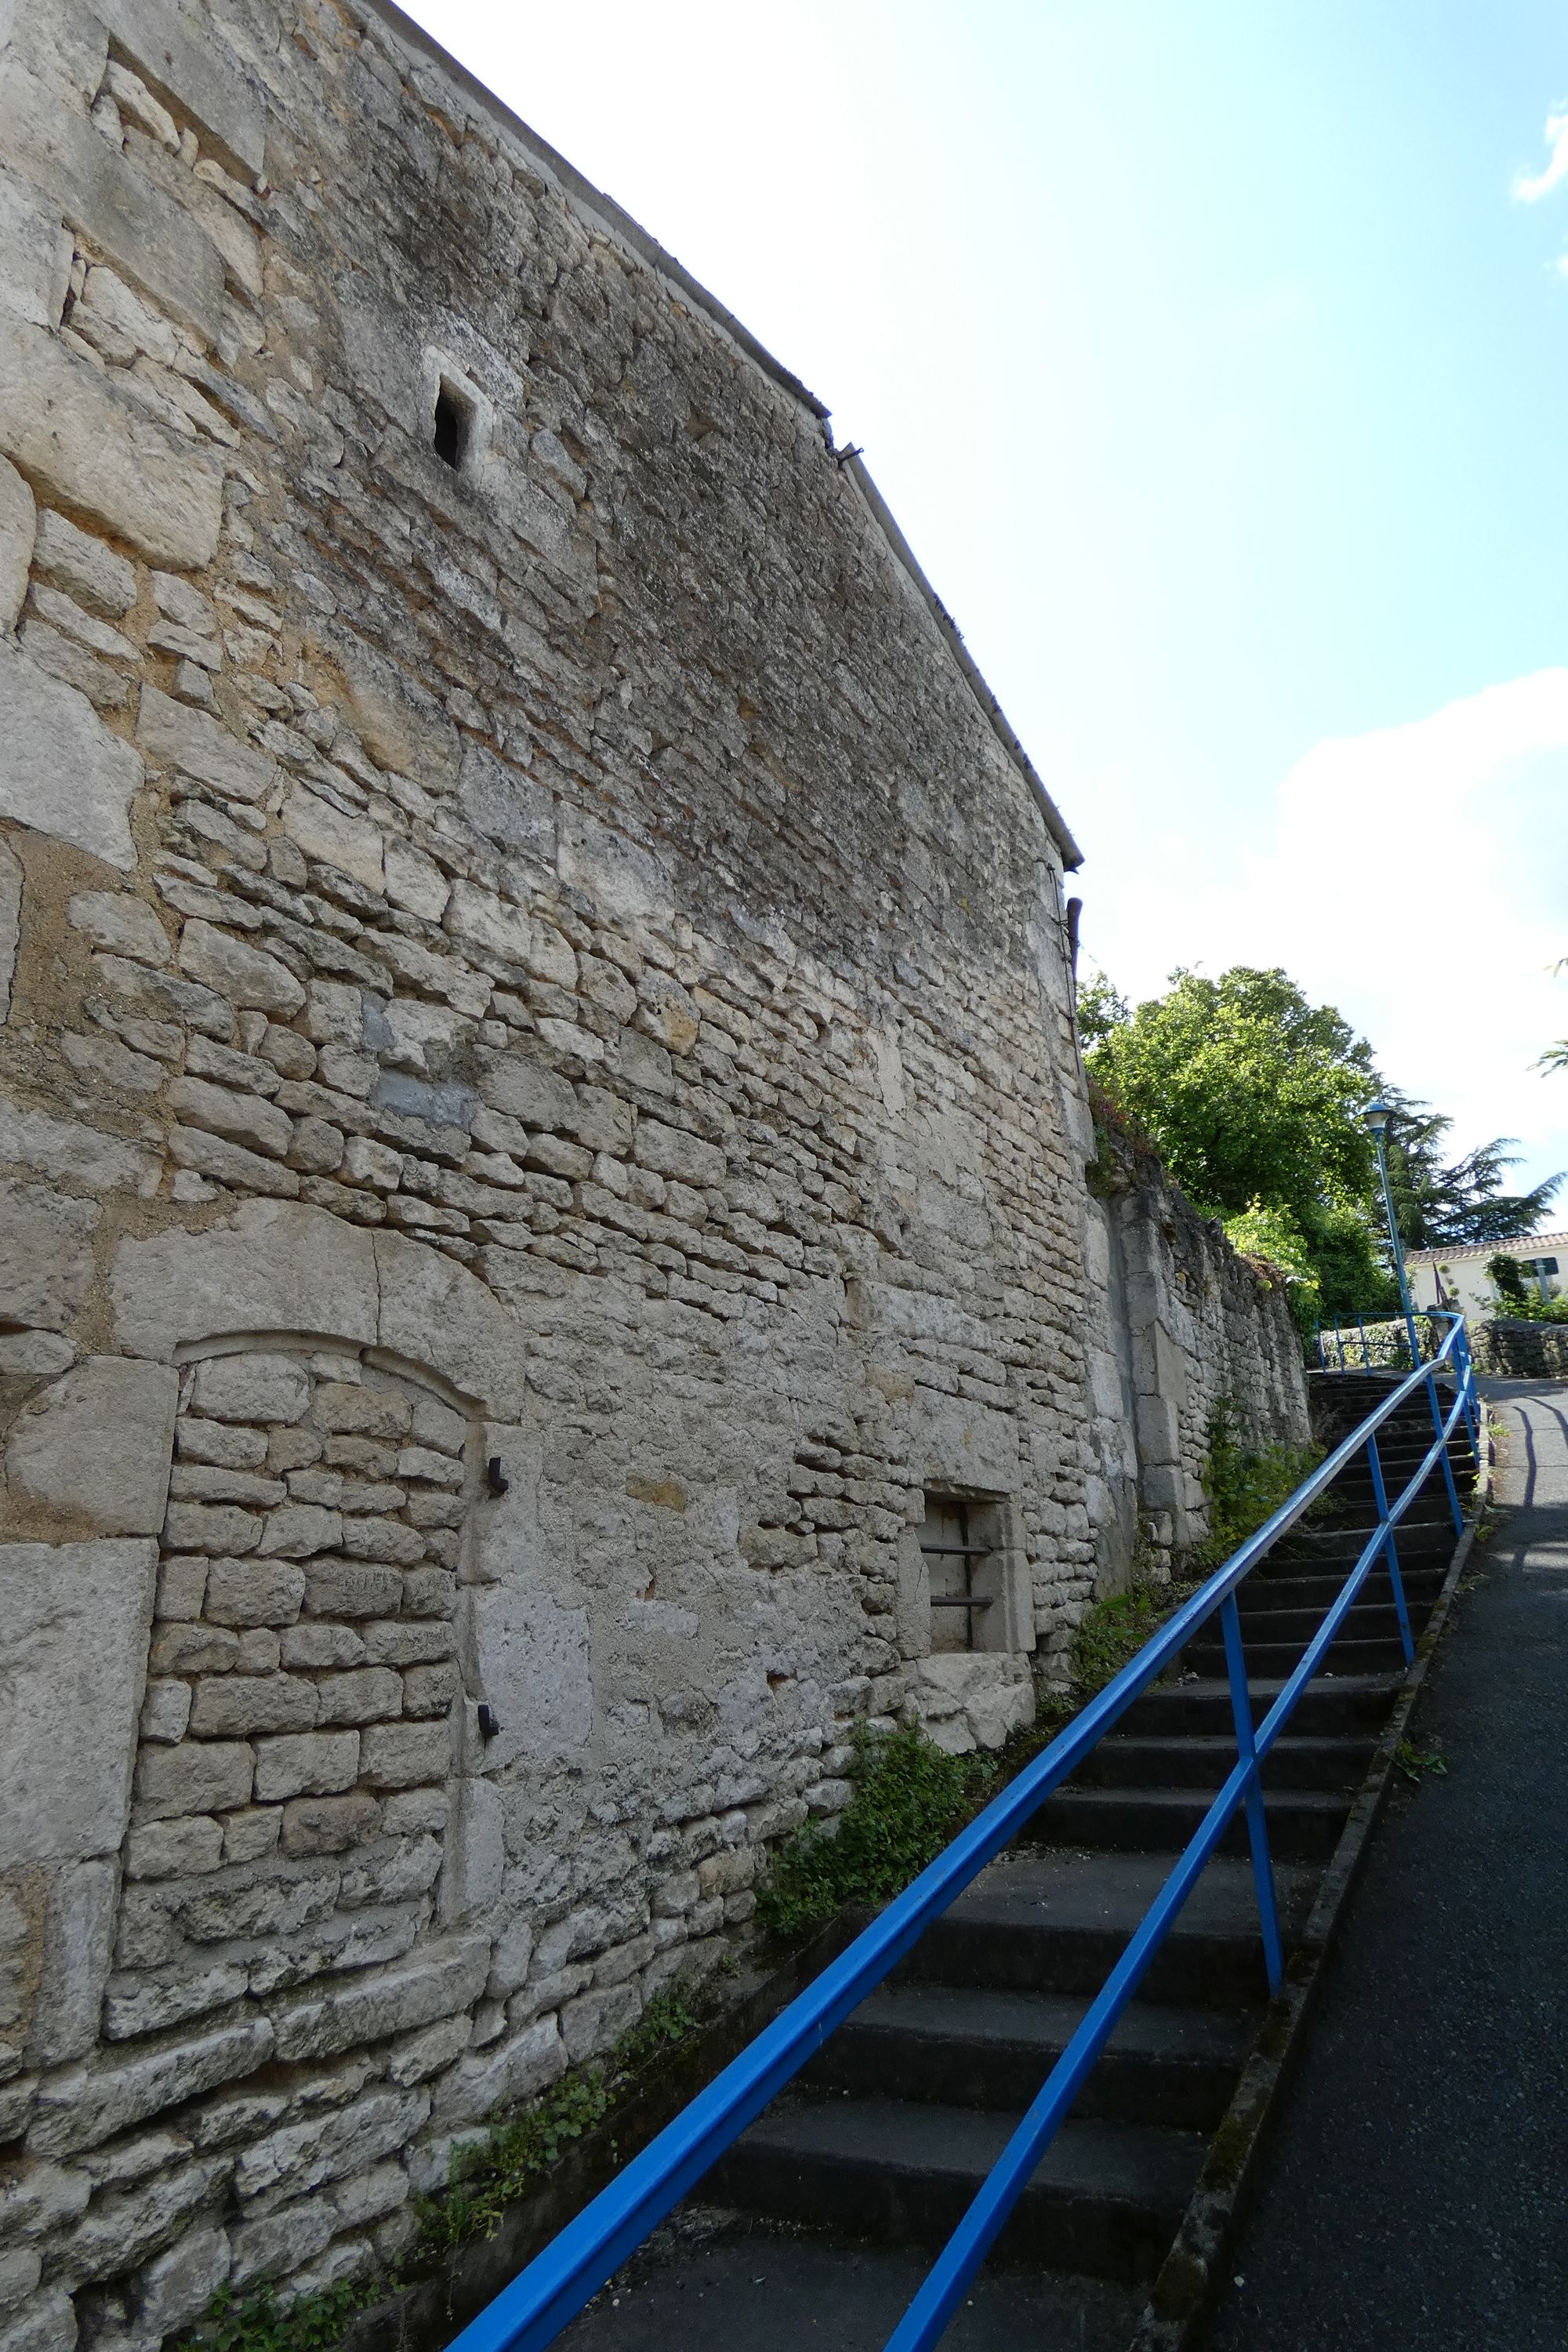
[1203,1380,1568,2352]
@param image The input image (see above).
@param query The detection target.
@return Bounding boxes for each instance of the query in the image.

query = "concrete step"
[1186,1632,1411,1678]
[710,2096,1209,2281]
[1076,1733,1372,1794]
[1025,1785,1348,1863]
[897,1849,1317,2009]
[557,2223,1146,2352]
[1221,1600,1428,1647]
[1237,1570,1442,1614]
[1120,1673,1401,1739]
[805,1984,1253,2129]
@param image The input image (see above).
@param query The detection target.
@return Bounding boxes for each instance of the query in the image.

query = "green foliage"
[1221,1199,1321,1331]
[1487,1251,1528,1304]
[1083,963,1559,1321]
[754,1724,995,1939]
[1071,1577,1195,1693]
[1377,1087,1562,1247]
[1085,965,1379,1232]
[1192,1397,1323,1571]
[182,2278,383,2352]
[1076,971,1130,1051]
[180,1988,710,2352]
[1395,1739,1449,1784]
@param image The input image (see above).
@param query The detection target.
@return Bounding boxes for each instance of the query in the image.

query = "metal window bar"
[445,1312,1480,2352]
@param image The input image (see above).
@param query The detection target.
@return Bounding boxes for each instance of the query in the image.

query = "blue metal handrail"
[448,1315,1480,2352]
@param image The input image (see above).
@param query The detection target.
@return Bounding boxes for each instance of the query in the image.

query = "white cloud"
[1082,673,1568,1204]
[1515,107,1568,203]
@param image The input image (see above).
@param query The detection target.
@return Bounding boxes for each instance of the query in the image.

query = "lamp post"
[1362,1099,1421,1367]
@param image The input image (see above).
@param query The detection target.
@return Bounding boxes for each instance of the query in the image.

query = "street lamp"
[1362,1099,1421,1367]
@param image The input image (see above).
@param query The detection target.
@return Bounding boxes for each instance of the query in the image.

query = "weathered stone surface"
[31,508,137,619]
[0,456,34,636]
[270,1936,487,2061]
[191,1351,312,1425]
[0,315,221,568]
[0,67,224,340]
[95,0,267,179]
[138,688,279,805]
[134,1739,252,1820]
[114,1203,379,1361]
[29,2014,273,2154]
[0,841,19,1024]
[5,1358,179,1533]
[430,2016,564,2130]
[0,1181,96,1332]
[0,1541,156,1867]
[65,890,169,964]
[281,784,384,891]
[374,1231,528,1419]
[0,638,142,869]
[131,2223,232,2336]
[0,162,71,336]
[252,1730,358,1802]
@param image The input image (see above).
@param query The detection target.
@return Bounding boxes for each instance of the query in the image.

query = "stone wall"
[1469,1319,1568,1381]
[0,3,1306,2347]
[1079,1121,1311,1577]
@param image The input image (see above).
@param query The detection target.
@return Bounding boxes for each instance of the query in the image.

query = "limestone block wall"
[1081,1132,1311,1579]
[1470,1318,1568,1381]
[0,2,1305,2345]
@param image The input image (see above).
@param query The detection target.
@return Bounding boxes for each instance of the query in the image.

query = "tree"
[1487,1252,1529,1307]
[1083,966,1379,1232]
[1378,1091,1563,1247]
[1539,956,1568,1076]
[1075,971,1130,1051]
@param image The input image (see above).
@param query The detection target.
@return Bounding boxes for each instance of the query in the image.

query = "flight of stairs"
[562,1374,1474,2348]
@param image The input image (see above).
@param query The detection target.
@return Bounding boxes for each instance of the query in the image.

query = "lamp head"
[1362,1099,1392,1137]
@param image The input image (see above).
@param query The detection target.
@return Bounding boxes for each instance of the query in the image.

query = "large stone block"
[114,1201,379,1362]
[374,1229,528,1417]
[0,454,33,635]
[429,2015,564,2131]
[0,1539,158,1867]
[137,688,280,806]
[0,638,142,869]
[94,0,266,180]
[0,316,221,568]
[0,1092,159,1196]
[268,1936,488,2061]
[0,65,224,342]
[0,1180,97,1332]
[5,1357,178,1534]
[307,620,460,787]
[0,164,71,335]
[29,2013,274,2154]
[467,1579,591,1772]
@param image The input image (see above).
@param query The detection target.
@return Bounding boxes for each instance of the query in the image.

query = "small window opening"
[920,1494,993,1654]
[433,381,472,470]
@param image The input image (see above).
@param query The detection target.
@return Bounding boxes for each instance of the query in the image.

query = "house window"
[919,1494,994,1654]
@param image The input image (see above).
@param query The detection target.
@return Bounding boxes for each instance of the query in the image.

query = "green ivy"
[1070,1576,1198,1694]
[753,1724,996,1940]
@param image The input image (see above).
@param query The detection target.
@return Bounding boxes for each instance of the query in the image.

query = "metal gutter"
[359,0,1083,873]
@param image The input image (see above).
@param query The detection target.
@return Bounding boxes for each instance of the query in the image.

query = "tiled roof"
[1406,1230,1568,1265]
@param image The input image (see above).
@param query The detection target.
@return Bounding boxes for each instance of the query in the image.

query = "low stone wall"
[1470,1319,1568,1381]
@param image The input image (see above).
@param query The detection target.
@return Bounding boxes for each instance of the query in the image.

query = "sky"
[402,0,1568,1210]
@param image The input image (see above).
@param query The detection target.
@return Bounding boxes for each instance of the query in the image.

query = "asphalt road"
[1204,1378,1568,2352]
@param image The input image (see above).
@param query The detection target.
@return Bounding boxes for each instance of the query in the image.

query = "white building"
[1407,1231,1567,1321]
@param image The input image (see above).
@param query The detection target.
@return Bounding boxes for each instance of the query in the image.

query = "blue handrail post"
[1356,1308,1370,1367]
[1424,1363,1464,1536]
[1363,1433,1414,1665]
[1219,1593,1283,1994]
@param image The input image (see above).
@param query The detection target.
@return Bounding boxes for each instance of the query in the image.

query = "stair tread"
[953,1848,1316,1936]
[742,2096,1209,2212]
[841,1983,1256,2066]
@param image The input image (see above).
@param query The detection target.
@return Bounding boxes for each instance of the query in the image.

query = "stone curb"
[1127,1465,1492,2352]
